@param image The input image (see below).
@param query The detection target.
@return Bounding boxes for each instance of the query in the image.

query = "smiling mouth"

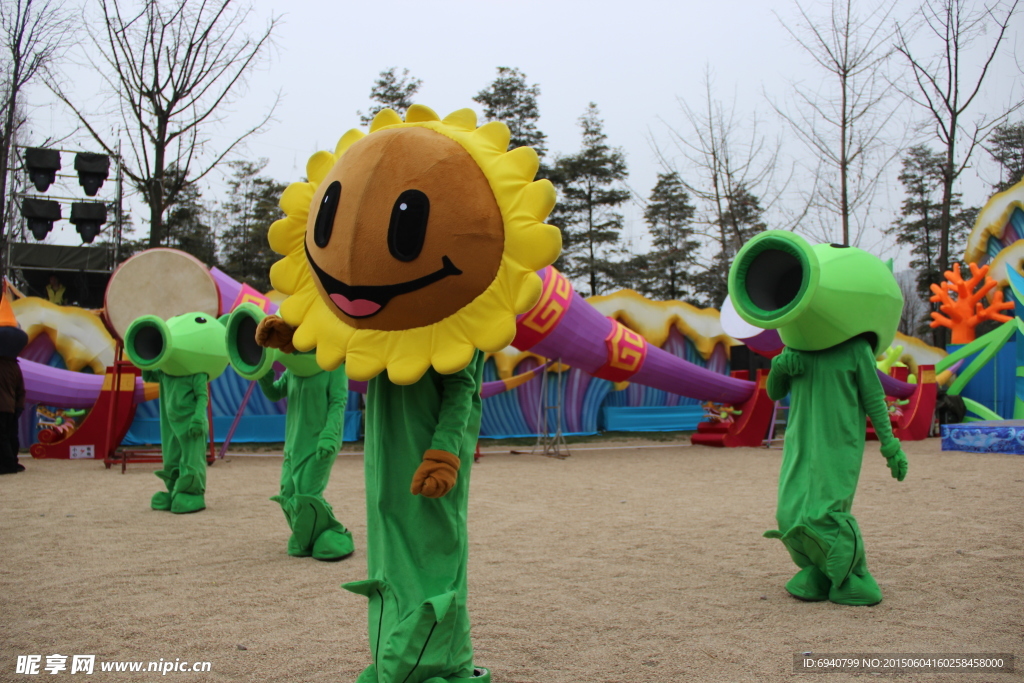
[305,243,462,318]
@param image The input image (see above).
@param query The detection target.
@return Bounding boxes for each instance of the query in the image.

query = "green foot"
[287,540,312,557]
[312,528,354,561]
[829,571,882,606]
[359,664,491,683]
[422,667,491,682]
[288,494,341,557]
[170,492,206,514]
[785,566,831,602]
[151,491,172,511]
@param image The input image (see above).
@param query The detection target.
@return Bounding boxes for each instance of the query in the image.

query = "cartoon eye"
[829,243,851,249]
[195,316,207,323]
[388,189,429,261]
[314,181,342,248]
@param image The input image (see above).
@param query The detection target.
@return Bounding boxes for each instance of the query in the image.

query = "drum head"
[103,248,220,341]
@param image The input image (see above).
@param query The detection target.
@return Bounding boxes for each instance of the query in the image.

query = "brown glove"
[255,315,296,354]
[410,450,460,498]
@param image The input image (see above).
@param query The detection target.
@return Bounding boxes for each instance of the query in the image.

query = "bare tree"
[0,0,75,254]
[656,67,801,306]
[48,0,280,248]
[894,0,1022,343]
[896,268,931,337]
[773,0,904,246]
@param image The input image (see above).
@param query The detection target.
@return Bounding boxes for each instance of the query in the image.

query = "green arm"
[257,370,288,403]
[317,366,349,453]
[141,368,162,383]
[766,367,791,402]
[429,357,480,456]
[191,373,210,425]
[855,343,901,455]
[766,349,802,401]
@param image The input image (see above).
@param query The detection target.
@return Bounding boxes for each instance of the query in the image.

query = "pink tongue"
[330,294,381,317]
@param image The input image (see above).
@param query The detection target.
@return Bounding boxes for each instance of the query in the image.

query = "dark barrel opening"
[132,324,164,361]
[236,315,263,368]
[745,248,803,312]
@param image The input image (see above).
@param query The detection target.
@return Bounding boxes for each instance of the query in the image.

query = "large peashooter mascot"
[125,312,228,514]
[728,231,909,606]
[226,303,354,561]
[256,105,561,682]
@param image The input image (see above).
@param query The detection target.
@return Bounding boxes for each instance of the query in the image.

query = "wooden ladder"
[763,400,789,449]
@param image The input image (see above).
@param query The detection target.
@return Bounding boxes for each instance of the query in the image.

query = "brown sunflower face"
[304,126,505,331]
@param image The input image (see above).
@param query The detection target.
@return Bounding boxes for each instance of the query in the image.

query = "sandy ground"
[1,436,1022,683]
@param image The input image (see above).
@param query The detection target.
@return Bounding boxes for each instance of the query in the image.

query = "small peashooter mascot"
[256,106,561,682]
[728,231,910,606]
[125,312,228,514]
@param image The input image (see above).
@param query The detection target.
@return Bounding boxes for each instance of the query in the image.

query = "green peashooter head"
[224,303,322,380]
[728,230,903,356]
[125,312,229,379]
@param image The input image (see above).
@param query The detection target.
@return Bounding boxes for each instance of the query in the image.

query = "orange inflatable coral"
[929,263,1014,343]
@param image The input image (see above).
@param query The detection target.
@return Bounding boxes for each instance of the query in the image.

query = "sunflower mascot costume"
[256,105,561,683]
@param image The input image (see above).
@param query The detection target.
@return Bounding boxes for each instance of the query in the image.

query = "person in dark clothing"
[0,294,27,474]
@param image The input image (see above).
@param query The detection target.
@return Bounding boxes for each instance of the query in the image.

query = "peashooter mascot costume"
[226,303,354,561]
[255,105,561,682]
[728,231,910,606]
[125,312,228,514]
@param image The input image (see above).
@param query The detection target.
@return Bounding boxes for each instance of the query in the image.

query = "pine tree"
[548,103,630,297]
[640,172,698,301]
[473,67,547,158]
[218,159,286,292]
[986,121,1024,192]
[162,168,216,266]
[886,144,974,341]
[693,184,767,309]
[358,67,422,126]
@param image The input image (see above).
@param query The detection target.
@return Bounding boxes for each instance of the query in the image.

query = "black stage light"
[25,147,61,192]
[70,202,107,243]
[20,198,62,240]
[74,152,110,196]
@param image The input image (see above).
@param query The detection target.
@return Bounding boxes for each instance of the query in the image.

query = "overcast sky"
[24,0,1023,270]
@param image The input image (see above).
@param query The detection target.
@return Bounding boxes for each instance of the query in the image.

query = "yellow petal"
[519,179,557,222]
[369,108,402,132]
[270,259,299,295]
[462,289,517,351]
[279,181,314,218]
[514,270,544,313]
[442,108,477,131]
[495,146,539,183]
[345,329,387,381]
[405,104,440,123]
[430,323,475,375]
[386,353,432,385]
[505,222,562,270]
[473,121,511,153]
[305,151,337,186]
[268,216,304,256]
[335,129,366,156]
